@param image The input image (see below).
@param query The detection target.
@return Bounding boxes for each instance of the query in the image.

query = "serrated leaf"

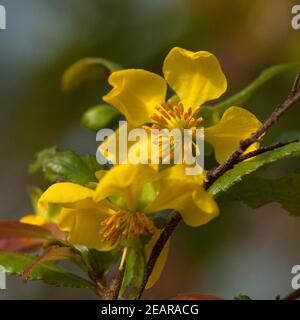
[29,147,102,185]
[62,58,122,92]
[23,247,74,280]
[208,142,300,198]
[201,62,300,125]
[224,174,300,216]
[82,104,121,131]
[0,251,95,289]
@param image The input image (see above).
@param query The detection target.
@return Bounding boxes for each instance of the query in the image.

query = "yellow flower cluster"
[21,47,261,287]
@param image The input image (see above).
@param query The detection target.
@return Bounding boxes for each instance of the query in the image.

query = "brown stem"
[138,73,300,299]
[88,272,106,298]
[238,139,299,162]
[138,212,181,299]
[204,72,300,189]
[102,268,125,300]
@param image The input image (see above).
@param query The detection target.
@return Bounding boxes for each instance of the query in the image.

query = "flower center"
[100,211,157,246]
[145,99,204,131]
[142,99,204,162]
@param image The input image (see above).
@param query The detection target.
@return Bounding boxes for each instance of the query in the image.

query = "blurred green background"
[0,0,300,300]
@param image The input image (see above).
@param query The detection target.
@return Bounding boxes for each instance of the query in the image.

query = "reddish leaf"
[0,238,44,252]
[0,221,65,253]
[23,247,74,281]
[0,221,53,239]
[168,293,223,300]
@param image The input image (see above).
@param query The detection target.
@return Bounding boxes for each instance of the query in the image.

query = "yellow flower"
[21,214,48,226]
[38,164,218,287]
[39,164,218,249]
[102,47,261,164]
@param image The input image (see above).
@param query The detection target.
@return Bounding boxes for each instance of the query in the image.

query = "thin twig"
[138,73,300,299]
[238,139,299,162]
[291,72,300,93]
[204,72,300,189]
[138,213,181,299]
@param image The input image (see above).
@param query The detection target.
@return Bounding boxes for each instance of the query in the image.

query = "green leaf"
[43,240,120,281]
[83,248,120,278]
[201,62,300,125]
[234,294,252,300]
[278,130,300,141]
[82,104,121,131]
[224,173,300,216]
[0,251,95,289]
[208,142,300,198]
[81,154,108,173]
[119,242,145,300]
[62,58,122,92]
[29,147,104,185]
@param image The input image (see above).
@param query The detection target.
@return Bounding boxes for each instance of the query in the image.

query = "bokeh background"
[1,0,300,300]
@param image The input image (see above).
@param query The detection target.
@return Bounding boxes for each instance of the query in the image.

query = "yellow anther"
[100,211,157,246]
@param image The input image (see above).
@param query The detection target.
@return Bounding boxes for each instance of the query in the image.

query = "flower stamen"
[148,101,203,131]
[100,211,157,246]
[142,100,205,163]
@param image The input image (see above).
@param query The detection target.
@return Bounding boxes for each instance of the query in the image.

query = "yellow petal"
[58,208,115,251]
[20,214,47,226]
[145,231,170,289]
[94,164,158,211]
[205,106,262,164]
[163,47,227,109]
[38,183,94,211]
[103,69,167,127]
[145,165,219,226]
